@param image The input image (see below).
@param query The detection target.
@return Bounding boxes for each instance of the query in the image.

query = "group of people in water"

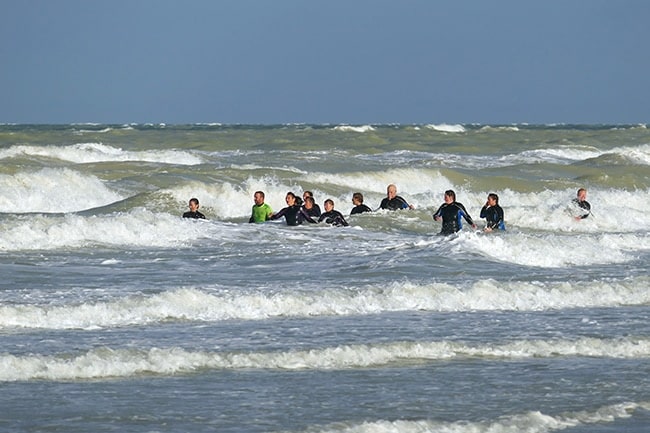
[183,184,592,235]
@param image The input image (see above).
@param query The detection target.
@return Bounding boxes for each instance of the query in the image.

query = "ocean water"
[0,123,649,433]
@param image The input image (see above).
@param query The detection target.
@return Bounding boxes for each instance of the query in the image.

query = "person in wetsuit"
[571,188,592,220]
[433,189,477,235]
[318,199,349,227]
[183,197,206,219]
[302,191,321,216]
[379,184,414,210]
[480,193,505,231]
[350,192,372,215]
[302,196,321,218]
[249,190,273,223]
[270,192,317,226]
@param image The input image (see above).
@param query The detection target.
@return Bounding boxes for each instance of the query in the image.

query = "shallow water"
[1,123,649,432]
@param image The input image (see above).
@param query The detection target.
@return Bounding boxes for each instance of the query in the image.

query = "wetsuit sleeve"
[496,206,504,228]
[480,206,488,219]
[379,198,388,209]
[457,203,475,226]
[335,211,349,226]
[269,207,287,220]
[433,204,444,219]
[396,196,409,209]
[580,201,591,219]
[300,208,317,224]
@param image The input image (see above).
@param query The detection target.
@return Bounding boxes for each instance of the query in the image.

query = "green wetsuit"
[249,203,273,223]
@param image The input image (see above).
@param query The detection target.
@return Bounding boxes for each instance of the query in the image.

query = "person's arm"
[433,205,443,221]
[269,207,287,220]
[457,203,477,228]
[335,211,349,226]
[300,208,317,223]
[494,207,505,228]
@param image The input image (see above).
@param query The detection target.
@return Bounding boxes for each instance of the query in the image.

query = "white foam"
[0,142,202,165]
[309,401,650,433]
[608,143,650,165]
[425,123,466,133]
[1,338,648,381]
[2,277,648,330]
[0,209,223,251]
[0,168,124,213]
[333,125,376,133]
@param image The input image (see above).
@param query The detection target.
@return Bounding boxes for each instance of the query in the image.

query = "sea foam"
[1,337,648,381]
[1,277,647,330]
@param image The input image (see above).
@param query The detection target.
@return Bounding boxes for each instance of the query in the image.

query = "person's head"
[253,191,265,206]
[444,190,456,204]
[303,191,314,201]
[304,196,315,209]
[324,198,334,212]
[188,198,200,212]
[352,192,364,205]
[387,184,397,199]
[576,188,587,202]
[487,193,499,206]
[285,192,297,206]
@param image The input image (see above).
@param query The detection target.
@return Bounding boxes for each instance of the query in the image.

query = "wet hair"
[189,197,199,206]
[444,190,456,201]
[488,193,499,204]
[303,190,314,198]
[254,191,265,199]
[577,188,587,196]
[304,196,315,206]
[352,192,364,203]
[324,199,334,207]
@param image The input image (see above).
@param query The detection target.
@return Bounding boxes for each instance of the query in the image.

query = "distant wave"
[425,123,466,133]
[309,401,650,433]
[2,277,648,330]
[0,142,203,165]
[1,337,648,381]
[333,125,376,133]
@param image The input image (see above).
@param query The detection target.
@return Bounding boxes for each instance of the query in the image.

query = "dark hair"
[254,191,265,198]
[352,192,364,203]
[304,196,315,205]
[324,198,334,206]
[189,197,199,205]
[488,193,499,204]
[303,190,314,198]
[444,190,456,201]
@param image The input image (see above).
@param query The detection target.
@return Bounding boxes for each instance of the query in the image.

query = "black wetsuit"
[270,205,316,226]
[182,211,206,219]
[480,205,505,230]
[303,205,321,218]
[433,201,475,235]
[318,210,349,227]
[572,198,591,219]
[379,196,410,211]
[351,204,372,215]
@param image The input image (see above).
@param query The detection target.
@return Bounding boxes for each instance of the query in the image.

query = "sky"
[1,0,649,125]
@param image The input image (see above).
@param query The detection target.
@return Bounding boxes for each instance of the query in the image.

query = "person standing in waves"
[379,184,414,210]
[572,188,592,220]
[270,192,316,226]
[433,189,477,235]
[480,193,505,231]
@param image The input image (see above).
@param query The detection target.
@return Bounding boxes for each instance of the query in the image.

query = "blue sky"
[1,0,648,124]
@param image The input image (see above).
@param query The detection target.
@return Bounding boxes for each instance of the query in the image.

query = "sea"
[0,123,649,433]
